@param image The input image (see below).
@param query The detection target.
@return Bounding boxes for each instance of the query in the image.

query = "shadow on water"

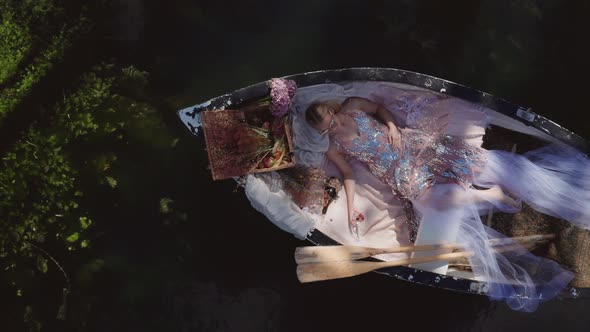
[4,0,590,331]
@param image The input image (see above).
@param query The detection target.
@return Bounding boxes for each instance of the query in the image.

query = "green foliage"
[36,255,48,274]
[0,0,88,124]
[0,0,67,33]
[0,25,77,124]
[0,127,78,248]
[2,1,75,70]
[0,5,180,328]
[65,232,79,243]
[0,64,155,277]
[0,12,32,84]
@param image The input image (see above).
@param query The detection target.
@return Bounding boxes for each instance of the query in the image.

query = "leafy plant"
[0,0,88,124]
[0,64,157,303]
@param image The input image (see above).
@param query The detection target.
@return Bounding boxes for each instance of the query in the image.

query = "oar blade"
[296,260,382,283]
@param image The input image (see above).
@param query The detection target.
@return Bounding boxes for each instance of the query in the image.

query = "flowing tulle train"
[456,204,574,312]
[444,143,590,311]
[476,146,590,230]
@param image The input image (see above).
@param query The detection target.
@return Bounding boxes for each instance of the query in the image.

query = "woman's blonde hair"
[305,100,342,126]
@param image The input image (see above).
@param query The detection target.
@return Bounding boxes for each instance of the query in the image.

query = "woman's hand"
[348,208,365,239]
[387,124,401,149]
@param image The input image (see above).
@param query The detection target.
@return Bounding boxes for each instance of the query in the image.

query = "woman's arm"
[325,144,364,235]
[343,97,401,148]
[387,106,409,127]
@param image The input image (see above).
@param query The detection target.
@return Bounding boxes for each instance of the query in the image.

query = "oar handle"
[371,251,470,270]
[295,234,554,264]
[377,234,554,255]
[376,242,524,269]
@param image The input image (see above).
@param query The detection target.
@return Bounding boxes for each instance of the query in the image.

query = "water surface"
[12,0,590,330]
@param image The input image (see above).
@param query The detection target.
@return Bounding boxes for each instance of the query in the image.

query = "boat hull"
[178,67,589,299]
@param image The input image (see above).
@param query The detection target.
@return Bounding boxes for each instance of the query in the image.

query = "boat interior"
[179,78,590,291]
[295,81,567,282]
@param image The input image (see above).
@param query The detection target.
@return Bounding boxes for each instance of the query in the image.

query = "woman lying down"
[282,81,590,312]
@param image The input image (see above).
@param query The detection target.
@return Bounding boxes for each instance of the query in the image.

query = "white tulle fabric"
[286,81,586,311]
[476,147,590,229]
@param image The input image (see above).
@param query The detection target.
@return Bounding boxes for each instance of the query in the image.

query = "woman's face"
[315,112,338,136]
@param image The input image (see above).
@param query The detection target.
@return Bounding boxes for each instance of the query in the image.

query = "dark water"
[9,0,590,331]
[109,0,590,331]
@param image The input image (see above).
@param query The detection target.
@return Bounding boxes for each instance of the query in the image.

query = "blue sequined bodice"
[333,110,485,200]
[333,110,399,181]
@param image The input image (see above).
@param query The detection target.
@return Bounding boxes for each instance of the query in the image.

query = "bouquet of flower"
[241,78,297,170]
[268,78,297,118]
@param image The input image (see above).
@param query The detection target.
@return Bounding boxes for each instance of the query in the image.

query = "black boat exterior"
[178,67,589,300]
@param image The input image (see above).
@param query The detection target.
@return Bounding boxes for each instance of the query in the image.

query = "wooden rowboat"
[177,67,590,300]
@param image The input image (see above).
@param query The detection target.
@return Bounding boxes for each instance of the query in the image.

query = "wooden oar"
[295,234,554,264]
[297,243,526,283]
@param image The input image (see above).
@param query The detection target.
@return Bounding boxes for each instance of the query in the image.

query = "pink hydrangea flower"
[268,78,297,118]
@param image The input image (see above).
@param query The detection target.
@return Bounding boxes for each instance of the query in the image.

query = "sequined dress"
[333,109,486,240]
